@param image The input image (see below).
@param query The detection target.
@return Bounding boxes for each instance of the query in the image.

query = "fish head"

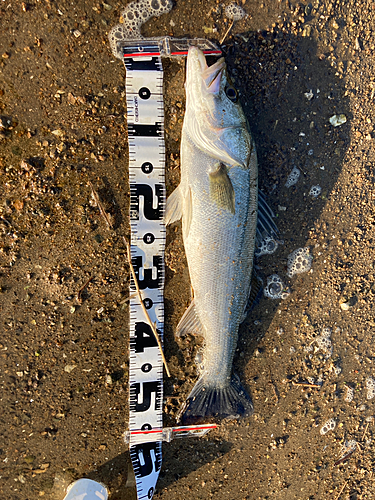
[184,46,252,168]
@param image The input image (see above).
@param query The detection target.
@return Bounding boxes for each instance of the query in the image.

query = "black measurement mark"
[130,442,162,479]
[128,123,162,137]
[124,56,162,72]
[130,255,163,290]
[141,161,153,174]
[141,363,153,373]
[143,298,153,309]
[141,423,152,430]
[130,381,161,412]
[139,87,151,99]
[143,233,155,244]
[131,322,158,353]
[130,184,164,221]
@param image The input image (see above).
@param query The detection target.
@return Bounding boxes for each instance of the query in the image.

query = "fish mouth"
[202,57,226,93]
[187,46,225,94]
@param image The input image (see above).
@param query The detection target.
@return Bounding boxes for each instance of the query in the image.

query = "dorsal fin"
[256,191,280,256]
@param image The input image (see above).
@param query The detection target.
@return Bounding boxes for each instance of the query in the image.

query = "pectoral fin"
[209,163,235,214]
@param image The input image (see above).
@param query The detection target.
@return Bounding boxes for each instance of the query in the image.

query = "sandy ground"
[1,0,375,499]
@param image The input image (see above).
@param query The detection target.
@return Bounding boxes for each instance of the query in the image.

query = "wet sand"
[1,1,375,498]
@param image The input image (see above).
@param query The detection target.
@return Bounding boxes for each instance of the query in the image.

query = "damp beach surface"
[1,1,375,499]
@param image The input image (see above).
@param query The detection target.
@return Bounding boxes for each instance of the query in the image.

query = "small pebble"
[64,365,77,373]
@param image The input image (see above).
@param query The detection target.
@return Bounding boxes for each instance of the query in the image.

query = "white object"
[287,247,312,277]
[63,479,108,500]
[315,327,333,357]
[225,2,246,20]
[344,385,354,402]
[329,114,347,127]
[340,301,351,311]
[264,274,289,300]
[309,185,321,197]
[285,166,300,188]
[255,236,279,257]
[320,418,336,435]
[108,0,173,57]
[366,377,375,400]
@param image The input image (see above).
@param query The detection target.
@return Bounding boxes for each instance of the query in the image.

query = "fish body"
[166,47,258,423]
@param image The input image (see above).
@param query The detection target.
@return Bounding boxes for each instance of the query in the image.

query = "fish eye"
[225,85,238,102]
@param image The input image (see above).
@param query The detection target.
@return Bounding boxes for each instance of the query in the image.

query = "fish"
[166,46,275,423]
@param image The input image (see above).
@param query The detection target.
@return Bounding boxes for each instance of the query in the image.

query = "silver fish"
[166,47,260,423]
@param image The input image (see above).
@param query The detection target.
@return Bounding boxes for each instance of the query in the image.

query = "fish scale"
[183,140,258,386]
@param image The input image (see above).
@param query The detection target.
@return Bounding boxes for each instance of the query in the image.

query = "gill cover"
[184,47,251,169]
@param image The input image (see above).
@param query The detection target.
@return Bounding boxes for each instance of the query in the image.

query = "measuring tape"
[125,42,165,500]
[121,38,221,500]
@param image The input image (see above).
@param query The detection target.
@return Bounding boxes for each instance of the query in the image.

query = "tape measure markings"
[122,38,223,499]
[125,47,165,500]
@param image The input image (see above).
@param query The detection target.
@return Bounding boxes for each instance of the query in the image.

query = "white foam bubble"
[320,418,336,435]
[285,166,300,188]
[315,327,333,357]
[264,274,290,300]
[334,365,342,375]
[366,377,375,400]
[109,0,173,58]
[316,336,332,351]
[344,385,354,402]
[309,185,322,197]
[287,247,312,277]
[321,327,331,339]
[255,236,279,257]
[225,2,247,21]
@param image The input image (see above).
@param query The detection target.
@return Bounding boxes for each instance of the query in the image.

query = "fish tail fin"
[179,374,253,425]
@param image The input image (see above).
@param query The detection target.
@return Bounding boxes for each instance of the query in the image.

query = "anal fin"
[176,300,205,338]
